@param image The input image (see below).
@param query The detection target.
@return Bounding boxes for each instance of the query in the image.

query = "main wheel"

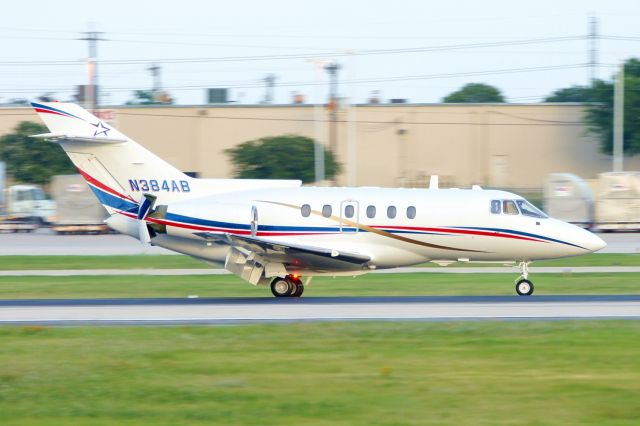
[291,281,304,297]
[271,278,293,297]
[515,279,534,296]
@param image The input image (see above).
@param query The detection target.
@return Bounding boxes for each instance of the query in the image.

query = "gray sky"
[2,0,639,105]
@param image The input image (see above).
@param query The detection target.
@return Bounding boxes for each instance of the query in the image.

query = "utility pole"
[613,61,624,172]
[325,62,341,158]
[346,51,358,187]
[79,25,106,112]
[148,63,162,94]
[396,122,408,186]
[588,15,599,84]
[308,59,329,184]
[262,74,277,104]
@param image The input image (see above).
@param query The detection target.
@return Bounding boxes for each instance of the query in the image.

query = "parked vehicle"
[595,172,640,231]
[543,173,594,229]
[544,171,640,231]
[50,174,109,234]
[0,161,56,232]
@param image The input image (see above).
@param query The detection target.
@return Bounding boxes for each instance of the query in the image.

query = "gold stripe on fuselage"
[257,200,486,253]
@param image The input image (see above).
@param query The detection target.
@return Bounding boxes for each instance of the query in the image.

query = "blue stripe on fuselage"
[87,185,138,212]
[453,226,586,249]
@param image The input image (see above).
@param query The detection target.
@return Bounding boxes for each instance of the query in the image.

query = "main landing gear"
[515,261,534,296]
[270,275,304,298]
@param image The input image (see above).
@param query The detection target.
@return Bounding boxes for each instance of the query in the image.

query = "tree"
[584,58,640,155]
[225,135,340,183]
[126,90,174,105]
[544,85,594,102]
[0,121,76,185]
[442,83,505,103]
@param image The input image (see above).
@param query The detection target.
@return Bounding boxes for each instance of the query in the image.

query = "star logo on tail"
[92,121,110,137]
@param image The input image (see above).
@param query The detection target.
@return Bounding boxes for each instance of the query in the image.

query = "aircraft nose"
[580,229,607,253]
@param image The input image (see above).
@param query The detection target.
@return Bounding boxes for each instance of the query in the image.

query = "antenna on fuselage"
[429,175,439,190]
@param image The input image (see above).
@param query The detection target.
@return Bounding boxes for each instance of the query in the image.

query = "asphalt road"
[1,295,639,325]
[0,229,638,255]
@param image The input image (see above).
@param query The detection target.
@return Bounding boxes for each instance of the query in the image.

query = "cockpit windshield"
[516,199,547,218]
[490,199,548,218]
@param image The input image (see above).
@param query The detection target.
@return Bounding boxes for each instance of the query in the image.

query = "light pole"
[324,61,341,157]
[613,62,624,172]
[308,59,331,184]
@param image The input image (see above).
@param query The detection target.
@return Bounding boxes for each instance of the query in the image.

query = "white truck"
[0,162,57,232]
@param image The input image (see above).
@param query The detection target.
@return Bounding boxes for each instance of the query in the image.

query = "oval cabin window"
[406,206,416,219]
[387,206,397,219]
[366,205,376,218]
[345,205,354,218]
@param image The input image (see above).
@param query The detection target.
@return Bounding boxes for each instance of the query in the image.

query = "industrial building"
[1,102,638,189]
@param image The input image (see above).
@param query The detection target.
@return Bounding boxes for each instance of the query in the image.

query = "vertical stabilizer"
[31,102,191,212]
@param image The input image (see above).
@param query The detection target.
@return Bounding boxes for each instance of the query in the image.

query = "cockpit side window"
[502,200,519,215]
[490,200,501,214]
[516,199,547,218]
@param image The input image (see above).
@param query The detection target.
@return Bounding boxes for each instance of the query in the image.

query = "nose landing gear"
[270,275,304,298]
[515,261,534,296]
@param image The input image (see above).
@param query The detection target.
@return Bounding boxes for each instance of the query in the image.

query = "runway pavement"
[1,295,639,325]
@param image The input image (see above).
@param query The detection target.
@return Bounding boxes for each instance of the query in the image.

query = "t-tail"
[31,101,191,213]
[31,102,301,215]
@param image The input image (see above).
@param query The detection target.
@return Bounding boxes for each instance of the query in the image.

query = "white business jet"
[31,102,606,297]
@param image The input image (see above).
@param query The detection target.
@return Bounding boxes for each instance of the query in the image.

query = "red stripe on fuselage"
[78,169,136,203]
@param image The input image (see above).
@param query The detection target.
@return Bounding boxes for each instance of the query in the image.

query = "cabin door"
[250,205,258,237]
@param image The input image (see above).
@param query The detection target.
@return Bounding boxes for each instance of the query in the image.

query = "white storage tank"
[543,173,594,228]
[595,172,640,231]
[51,174,109,233]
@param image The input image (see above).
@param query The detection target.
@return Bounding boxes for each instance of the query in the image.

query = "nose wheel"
[515,261,534,296]
[515,279,534,296]
[270,275,304,298]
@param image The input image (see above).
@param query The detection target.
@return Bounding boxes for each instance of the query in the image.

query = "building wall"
[2,103,638,189]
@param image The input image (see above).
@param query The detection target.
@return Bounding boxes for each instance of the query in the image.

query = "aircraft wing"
[194,232,371,272]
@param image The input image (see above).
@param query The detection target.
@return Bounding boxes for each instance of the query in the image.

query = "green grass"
[419,253,640,267]
[0,253,638,270]
[1,272,639,299]
[0,321,639,425]
[0,255,210,270]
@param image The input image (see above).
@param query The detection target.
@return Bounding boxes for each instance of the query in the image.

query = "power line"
[114,111,584,126]
[0,63,591,93]
[0,35,588,66]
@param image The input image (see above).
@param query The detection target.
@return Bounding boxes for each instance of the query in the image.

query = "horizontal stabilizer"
[30,133,127,144]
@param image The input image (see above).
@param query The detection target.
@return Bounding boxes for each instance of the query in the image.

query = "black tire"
[271,278,293,297]
[291,282,304,297]
[515,279,534,296]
